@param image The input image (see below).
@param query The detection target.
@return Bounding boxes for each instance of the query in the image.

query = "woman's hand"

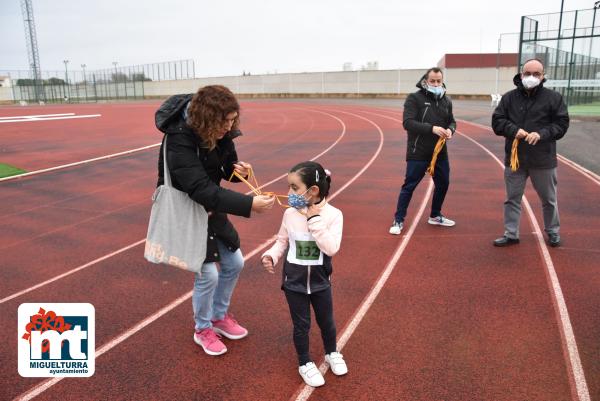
[252,194,275,213]
[262,256,275,274]
[233,161,252,178]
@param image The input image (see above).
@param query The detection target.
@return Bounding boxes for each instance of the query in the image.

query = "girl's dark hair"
[187,85,240,150]
[290,161,331,200]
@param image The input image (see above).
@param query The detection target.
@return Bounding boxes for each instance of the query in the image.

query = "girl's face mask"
[287,189,310,209]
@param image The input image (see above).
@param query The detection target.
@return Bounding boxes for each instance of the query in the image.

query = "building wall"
[143,67,518,98]
[0,87,14,102]
[0,66,520,103]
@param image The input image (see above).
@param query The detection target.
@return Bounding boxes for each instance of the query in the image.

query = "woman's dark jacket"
[155,94,253,263]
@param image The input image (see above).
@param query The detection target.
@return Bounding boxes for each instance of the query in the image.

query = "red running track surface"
[0,101,598,401]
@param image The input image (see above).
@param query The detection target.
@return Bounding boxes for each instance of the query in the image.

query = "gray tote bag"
[144,136,208,273]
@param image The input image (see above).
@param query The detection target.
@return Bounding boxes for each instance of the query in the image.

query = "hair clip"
[315,170,319,182]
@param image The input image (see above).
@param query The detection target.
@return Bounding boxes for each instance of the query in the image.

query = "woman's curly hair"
[187,85,240,150]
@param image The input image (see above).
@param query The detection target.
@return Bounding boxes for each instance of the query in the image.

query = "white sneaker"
[428,215,455,227]
[325,352,348,376]
[298,362,325,387]
[389,221,403,235]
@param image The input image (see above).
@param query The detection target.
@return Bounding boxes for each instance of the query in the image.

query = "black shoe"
[493,236,520,247]
[548,233,561,247]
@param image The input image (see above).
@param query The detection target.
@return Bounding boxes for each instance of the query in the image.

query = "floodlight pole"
[63,59,70,101]
[112,61,119,98]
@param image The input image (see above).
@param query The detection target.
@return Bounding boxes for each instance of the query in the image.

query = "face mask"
[287,189,310,209]
[426,85,445,98]
[521,75,541,89]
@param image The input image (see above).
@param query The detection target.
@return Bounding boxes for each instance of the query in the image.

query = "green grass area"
[0,163,26,178]
[568,102,600,116]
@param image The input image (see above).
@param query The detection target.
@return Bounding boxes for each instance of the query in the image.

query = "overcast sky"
[0,0,596,76]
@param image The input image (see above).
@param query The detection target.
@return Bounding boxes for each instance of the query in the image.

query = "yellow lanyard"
[228,167,289,207]
[510,138,520,172]
[426,137,446,176]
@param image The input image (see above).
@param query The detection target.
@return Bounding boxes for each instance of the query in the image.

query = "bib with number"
[287,231,323,266]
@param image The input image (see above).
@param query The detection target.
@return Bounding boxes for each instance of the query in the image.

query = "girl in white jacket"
[261,161,348,387]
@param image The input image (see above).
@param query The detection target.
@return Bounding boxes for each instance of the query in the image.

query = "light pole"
[81,64,88,102]
[495,32,520,95]
[63,59,70,101]
[112,61,119,98]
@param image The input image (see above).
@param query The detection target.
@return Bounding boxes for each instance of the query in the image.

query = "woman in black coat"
[155,85,274,355]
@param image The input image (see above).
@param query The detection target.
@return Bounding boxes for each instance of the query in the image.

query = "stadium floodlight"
[63,60,69,84]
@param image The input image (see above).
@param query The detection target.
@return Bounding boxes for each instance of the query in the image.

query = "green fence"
[1,59,194,104]
[519,8,600,105]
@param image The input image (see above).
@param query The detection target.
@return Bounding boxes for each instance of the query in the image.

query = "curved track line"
[0,240,145,305]
[456,119,600,187]
[456,130,591,401]
[350,106,600,186]
[12,108,383,401]
[353,107,591,401]
[0,143,161,183]
[1,109,346,309]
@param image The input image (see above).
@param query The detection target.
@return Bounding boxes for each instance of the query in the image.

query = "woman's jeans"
[193,240,244,331]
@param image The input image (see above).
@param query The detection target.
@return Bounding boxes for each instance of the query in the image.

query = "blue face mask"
[426,85,445,98]
[287,189,310,209]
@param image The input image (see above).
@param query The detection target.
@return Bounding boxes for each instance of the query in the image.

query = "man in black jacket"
[492,59,569,247]
[390,67,457,235]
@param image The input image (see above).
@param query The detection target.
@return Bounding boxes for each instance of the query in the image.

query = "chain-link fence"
[519,8,600,105]
[0,59,194,104]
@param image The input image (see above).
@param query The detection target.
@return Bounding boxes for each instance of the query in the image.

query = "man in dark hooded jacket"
[492,58,569,247]
[390,67,457,235]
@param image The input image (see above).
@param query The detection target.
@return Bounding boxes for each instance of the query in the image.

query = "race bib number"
[287,231,323,266]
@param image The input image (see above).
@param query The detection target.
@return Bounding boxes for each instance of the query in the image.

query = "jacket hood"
[155,94,193,134]
[513,73,547,92]
[416,73,447,98]
[155,93,242,140]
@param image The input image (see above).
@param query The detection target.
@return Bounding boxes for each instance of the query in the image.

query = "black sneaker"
[548,233,561,247]
[493,236,520,247]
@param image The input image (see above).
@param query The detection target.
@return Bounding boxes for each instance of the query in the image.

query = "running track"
[0,101,598,401]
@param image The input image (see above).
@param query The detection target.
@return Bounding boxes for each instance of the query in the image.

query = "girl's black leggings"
[284,287,337,366]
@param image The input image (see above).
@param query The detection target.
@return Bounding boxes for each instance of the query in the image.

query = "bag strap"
[162,135,201,189]
[163,136,172,188]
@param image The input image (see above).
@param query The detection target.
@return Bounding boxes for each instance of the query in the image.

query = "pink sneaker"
[193,328,227,356]
[211,313,248,340]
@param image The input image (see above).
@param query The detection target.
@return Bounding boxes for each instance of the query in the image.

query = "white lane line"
[13,109,381,401]
[457,130,591,401]
[0,113,75,120]
[456,119,600,187]
[350,108,591,401]
[0,114,101,123]
[0,143,161,183]
[0,240,145,305]
[11,235,276,401]
[557,154,600,186]
[1,109,346,308]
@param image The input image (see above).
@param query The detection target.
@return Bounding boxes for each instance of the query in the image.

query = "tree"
[16,79,35,85]
[46,77,66,85]
[111,72,128,82]
[131,73,151,82]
